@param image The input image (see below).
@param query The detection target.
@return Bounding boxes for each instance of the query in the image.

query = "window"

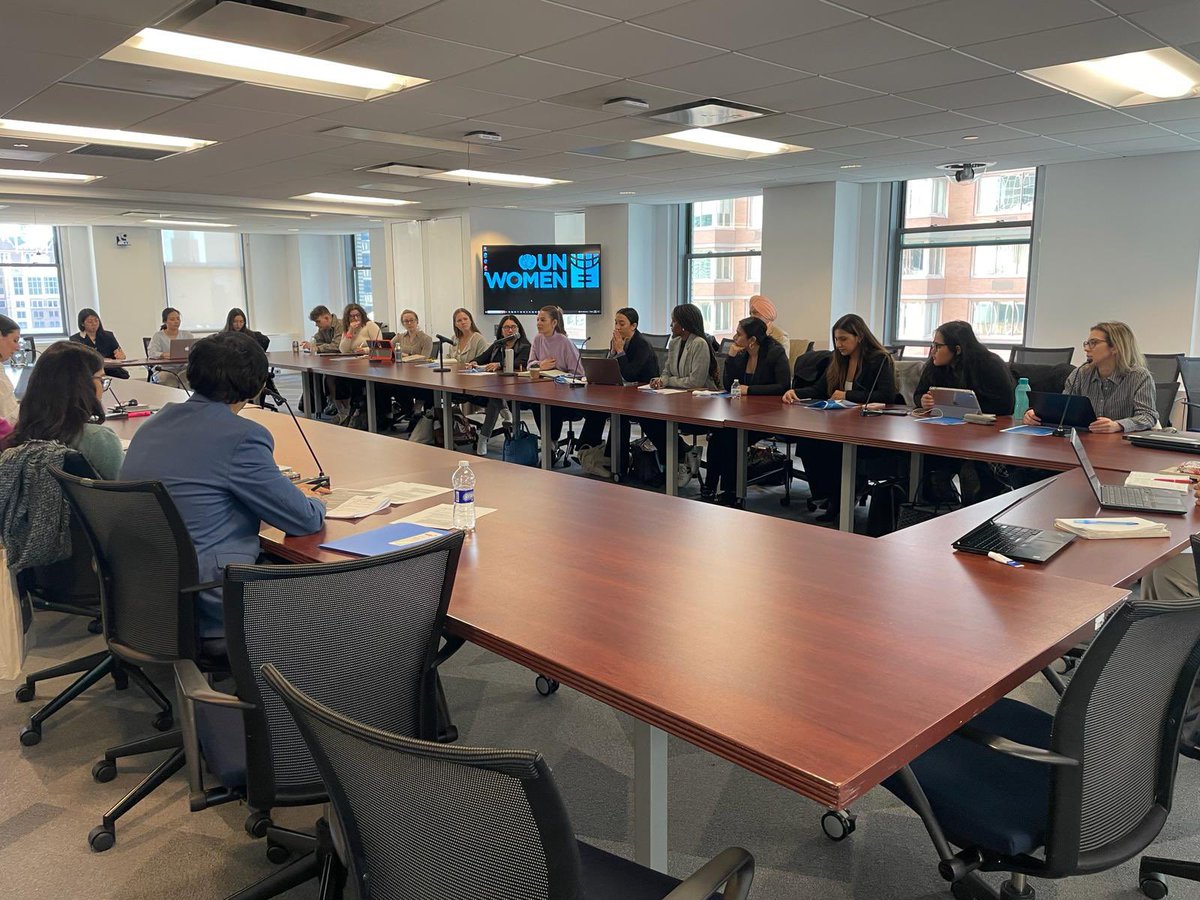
[0,224,67,336]
[685,194,763,338]
[350,232,373,317]
[161,231,247,331]
[889,168,1036,346]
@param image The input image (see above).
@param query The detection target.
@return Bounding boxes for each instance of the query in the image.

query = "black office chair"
[173,534,465,900]
[719,338,735,356]
[870,598,1200,900]
[262,662,756,900]
[1009,362,1074,395]
[51,467,219,853]
[652,346,668,374]
[642,332,670,350]
[1155,383,1179,429]
[141,336,153,381]
[580,348,608,359]
[1145,353,1183,385]
[1009,346,1075,366]
[1179,358,1200,431]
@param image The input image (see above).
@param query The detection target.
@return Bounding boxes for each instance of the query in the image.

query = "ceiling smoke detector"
[937,161,994,183]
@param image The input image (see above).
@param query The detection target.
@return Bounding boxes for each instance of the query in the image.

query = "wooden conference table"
[102,377,1127,872]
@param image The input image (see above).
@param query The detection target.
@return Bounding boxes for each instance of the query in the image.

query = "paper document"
[396,504,496,529]
[457,370,495,376]
[637,385,685,395]
[520,368,567,377]
[915,416,965,426]
[326,493,391,520]
[1001,424,1055,436]
[120,439,132,450]
[401,354,429,362]
[692,390,731,398]
[1054,517,1170,539]
[364,481,451,505]
[314,488,376,506]
[1125,471,1191,492]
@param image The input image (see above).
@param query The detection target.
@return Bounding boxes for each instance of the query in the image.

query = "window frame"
[348,232,373,318]
[0,225,69,338]
[683,196,763,339]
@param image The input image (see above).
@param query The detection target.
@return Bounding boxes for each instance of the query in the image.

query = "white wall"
[468,207,555,336]
[583,203,677,335]
[90,226,167,356]
[1030,151,1200,359]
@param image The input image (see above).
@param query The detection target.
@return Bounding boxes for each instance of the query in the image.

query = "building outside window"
[0,224,67,336]
[686,195,762,339]
[351,232,373,318]
[890,167,1036,347]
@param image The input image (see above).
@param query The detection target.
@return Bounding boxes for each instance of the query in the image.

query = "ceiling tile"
[882,0,1109,47]
[805,94,941,125]
[743,19,944,74]
[198,84,356,117]
[632,0,861,51]
[567,117,682,141]
[61,60,234,100]
[397,0,616,54]
[0,8,137,57]
[962,17,1160,70]
[327,83,526,124]
[479,102,616,130]
[958,93,1102,122]
[439,57,615,100]
[527,23,725,78]
[909,123,1039,143]
[1165,117,1200,134]
[132,102,300,142]
[726,76,880,112]
[31,0,191,28]
[319,27,511,81]
[553,0,688,17]
[936,134,1070,154]
[412,118,546,141]
[796,127,901,149]
[0,49,90,119]
[1132,97,1200,122]
[822,136,942,156]
[831,0,941,12]
[835,51,1007,94]
[712,113,841,139]
[636,54,809,95]
[547,80,703,113]
[1129,1,1200,44]
[303,0,441,23]
[1081,134,1200,153]
[1056,123,1177,144]
[867,110,991,137]
[1005,110,1146,135]
[8,84,185,130]
[899,74,1056,109]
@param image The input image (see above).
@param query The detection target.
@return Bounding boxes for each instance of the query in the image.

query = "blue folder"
[320,522,450,557]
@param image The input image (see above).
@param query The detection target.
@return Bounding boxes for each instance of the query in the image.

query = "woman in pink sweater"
[525,306,582,463]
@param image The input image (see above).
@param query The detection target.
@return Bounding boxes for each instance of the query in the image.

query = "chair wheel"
[87,618,103,634]
[535,675,559,696]
[820,809,856,841]
[266,840,291,864]
[151,712,174,732]
[88,824,115,852]
[92,759,117,783]
[245,811,272,838]
[1141,873,1169,899]
[19,725,41,746]
[15,683,34,703]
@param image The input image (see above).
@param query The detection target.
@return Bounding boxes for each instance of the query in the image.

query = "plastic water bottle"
[730,379,741,399]
[12,339,27,368]
[452,461,476,532]
[1013,377,1031,421]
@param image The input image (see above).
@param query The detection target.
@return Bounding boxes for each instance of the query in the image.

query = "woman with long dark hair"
[449,307,487,365]
[148,307,193,389]
[70,307,129,378]
[0,315,20,429]
[6,342,123,478]
[223,307,270,351]
[332,303,381,426]
[467,315,531,454]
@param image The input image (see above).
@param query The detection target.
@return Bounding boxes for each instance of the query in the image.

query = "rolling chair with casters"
[262,661,756,900]
[1009,346,1075,366]
[857,597,1200,900]
[51,466,221,853]
[173,534,465,900]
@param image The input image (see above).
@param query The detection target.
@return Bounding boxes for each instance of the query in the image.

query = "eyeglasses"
[501,324,518,332]
[1082,339,1108,349]
[930,341,948,350]
[95,375,112,390]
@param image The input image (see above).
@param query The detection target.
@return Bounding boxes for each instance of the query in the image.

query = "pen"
[1073,519,1141,525]
[1154,478,1191,484]
[987,551,1023,568]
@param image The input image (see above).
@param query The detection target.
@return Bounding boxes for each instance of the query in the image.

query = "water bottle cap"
[1017,377,1029,385]
[458,460,469,466]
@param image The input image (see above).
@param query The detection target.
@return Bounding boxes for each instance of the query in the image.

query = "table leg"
[540,404,552,470]
[633,720,668,872]
[441,391,453,451]
[839,442,857,533]
[611,412,623,480]
[365,381,378,434]
[909,451,923,502]
[665,422,679,497]
[300,371,314,419]
[735,428,748,501]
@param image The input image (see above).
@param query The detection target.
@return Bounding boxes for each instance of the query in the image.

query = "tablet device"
[1029,391,1097,430]
[928,387,981,419]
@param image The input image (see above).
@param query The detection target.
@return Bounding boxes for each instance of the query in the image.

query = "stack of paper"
[1124,471,1192,492]
[325,493,391,520]
[1159,461,1200,479]
[401,354,429,362]
[637,385,685,395]
[1054,517,1171,539]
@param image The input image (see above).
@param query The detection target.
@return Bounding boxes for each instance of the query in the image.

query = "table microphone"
[1052,397,1075,438]
[263,386,330,489]
[859,355,888,417]
[431,334,452,373]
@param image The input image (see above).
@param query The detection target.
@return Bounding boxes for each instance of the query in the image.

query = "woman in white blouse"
[0,315,20,431]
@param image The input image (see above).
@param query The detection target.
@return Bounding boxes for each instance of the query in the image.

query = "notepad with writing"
[320,522,450,556]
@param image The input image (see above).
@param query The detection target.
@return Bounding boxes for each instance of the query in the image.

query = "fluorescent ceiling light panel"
[144,219,235,227]
[426,170,568,187]
[0,168,101,183]
[104,28,426,101]
[294,192,417,206]
[0,118,212,153]
[634,128,808,160]
[1024,48,1200,107]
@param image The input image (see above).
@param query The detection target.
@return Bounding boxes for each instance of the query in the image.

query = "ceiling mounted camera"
[937,162,994,183]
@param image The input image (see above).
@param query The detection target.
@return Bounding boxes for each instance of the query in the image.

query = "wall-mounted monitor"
[482,244,601,315]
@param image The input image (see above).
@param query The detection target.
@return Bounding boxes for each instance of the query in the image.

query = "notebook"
[320,522,450,557]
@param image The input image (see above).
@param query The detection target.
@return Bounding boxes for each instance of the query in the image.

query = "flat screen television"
[482,244,601,315]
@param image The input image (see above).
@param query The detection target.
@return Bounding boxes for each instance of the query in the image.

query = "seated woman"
[0,315,20,433]
[637,303,721,485]
[702,316,790,504]
[148,307,193,390]
[915,320,1015,504]
[467,315,530,454]
[6,341,124,479]
[395,309,434,359]
[577,307,659,456]
[1023,320,1156,433]
[525,305,582,453]
[70,307,129,378]
[121,332,324,645]
[449,307,488,366]
[783,313,895,524]
[332,303,381,427]
[389,309,436,424]
[224,307,270,350]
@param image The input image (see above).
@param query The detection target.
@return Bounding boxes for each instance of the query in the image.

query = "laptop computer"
[168,337,196,358]
[1070,429,1188,514]
[581,356,626,386]
[366,339,394,362]
[1126,431,1200,452]
[953,480,1074,563]
[1029,391,1097,430]
[928,387,981,419]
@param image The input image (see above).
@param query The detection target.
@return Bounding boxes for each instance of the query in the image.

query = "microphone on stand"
[1052,397,1076,438]
[432,334,453,373]
[263,386,330,489]
[859,353,889,417]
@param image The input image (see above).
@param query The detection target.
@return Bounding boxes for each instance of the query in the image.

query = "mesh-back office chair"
[872,598,1200,900]
[580,348,608,359]
[1155,383,1179,429]
[51,467,218,853]
[1145,353,1183,385]
[642,332,670,350]
[1181,358,1200,431]
[1010,346,1075,366]
[262,662,756,900]
[173,535,465,900]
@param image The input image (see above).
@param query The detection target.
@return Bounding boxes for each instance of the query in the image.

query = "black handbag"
[628,437,662,483]
[501,422,539,466]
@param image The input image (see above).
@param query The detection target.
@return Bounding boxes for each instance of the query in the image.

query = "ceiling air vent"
[69,144,177,161]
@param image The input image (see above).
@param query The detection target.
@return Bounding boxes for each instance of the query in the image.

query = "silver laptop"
[928,387,981,419]
[168,337,196,358]
[1069,429,1188,514]
[581,356,626,386]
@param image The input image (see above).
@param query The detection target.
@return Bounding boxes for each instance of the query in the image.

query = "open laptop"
[1029,391,1097,430]
[1070,429,1188,514]
[953,480,1074,563]
[168,337,196,359]
[581,356,626,386]
[928,387,981,419]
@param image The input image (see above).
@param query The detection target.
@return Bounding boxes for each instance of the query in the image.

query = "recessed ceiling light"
[103,28,427,102]
[0,118,212,154]
[961,135,980,141]
[839,164,862,169]
[287,228,300,232]
[647,99,773,127]
[634,128,808,160]
[293,192,418,206]
[144,219,235,227]
[426,170,569,187]
[12,143,28,149]
[619,190,637,195]
[0,168,102,183]
[1024,47,1200,107]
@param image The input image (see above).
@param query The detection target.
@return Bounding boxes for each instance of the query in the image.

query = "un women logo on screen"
[568,252,599,289]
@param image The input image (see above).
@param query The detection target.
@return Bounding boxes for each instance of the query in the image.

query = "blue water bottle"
[1013,377,1030,421]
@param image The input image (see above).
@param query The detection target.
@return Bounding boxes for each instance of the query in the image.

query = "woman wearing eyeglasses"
[1022,321,1157,433]
[4,342,124,478]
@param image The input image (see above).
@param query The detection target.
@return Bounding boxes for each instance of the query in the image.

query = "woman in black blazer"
[578,307,660,452]
[70,307,130,378]
[702,317,790,503]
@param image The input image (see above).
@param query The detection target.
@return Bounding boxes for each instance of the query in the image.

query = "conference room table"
[100,376,1128,872]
